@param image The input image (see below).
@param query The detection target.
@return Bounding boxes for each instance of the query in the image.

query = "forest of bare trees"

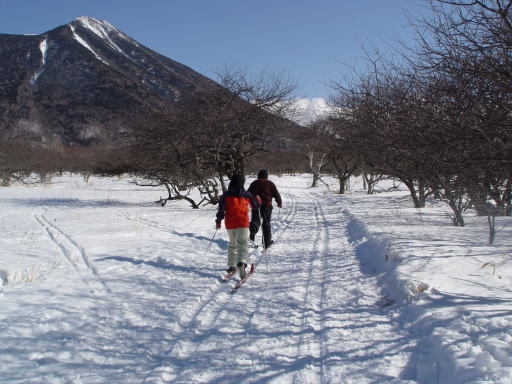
[128,67,299,208]
[1,1,510,241]
[314,0,512,241]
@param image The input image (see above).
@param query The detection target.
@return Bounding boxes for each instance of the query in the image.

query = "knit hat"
[228,174,245,191]
[257,169,268,179]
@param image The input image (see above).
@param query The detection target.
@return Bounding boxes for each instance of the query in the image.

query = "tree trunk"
[403,180,421,208]
[311,172,319,187]
[448,199,465,227]
[488,216,496,245]
[338,177,346,194]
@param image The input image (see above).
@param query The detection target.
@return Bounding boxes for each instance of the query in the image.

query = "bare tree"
[309,116,359,193]
[411,0,512,234]
[211,67,298,181]
[129,68,297,206]
[330,60,437,207]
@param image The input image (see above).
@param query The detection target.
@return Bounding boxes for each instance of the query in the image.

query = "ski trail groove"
[34,211,110,293]
[272,193,297,243]
[35,213,80,270]
[292,193,326,383]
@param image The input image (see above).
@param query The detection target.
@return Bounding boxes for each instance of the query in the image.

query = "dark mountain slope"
[0,16,221,146]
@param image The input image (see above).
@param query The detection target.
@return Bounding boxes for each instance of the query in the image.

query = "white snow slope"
[0,174,510,383]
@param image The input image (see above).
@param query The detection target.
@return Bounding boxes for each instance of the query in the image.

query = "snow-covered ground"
[0,174,510,383]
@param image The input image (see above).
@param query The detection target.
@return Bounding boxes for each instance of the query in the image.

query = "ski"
[231,263,255,292]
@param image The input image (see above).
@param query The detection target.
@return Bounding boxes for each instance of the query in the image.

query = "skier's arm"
[216,195,226,224]
[271,182,282,208]
[243,190,260,209]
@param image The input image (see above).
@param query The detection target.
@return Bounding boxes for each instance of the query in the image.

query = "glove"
[215,221,221,229]
[278,203,282,208]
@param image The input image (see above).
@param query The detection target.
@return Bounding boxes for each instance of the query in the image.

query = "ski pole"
[201,228,218,265]
[274,205,281,241]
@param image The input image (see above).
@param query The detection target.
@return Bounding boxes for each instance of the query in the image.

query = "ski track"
[145,186,408,383]
[291,193,326,384]
[34,209,110,294]
[2,179,416,383]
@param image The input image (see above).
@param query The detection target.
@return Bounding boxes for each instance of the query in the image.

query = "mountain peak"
[72,16,116,32]
[70,16,125,44]
[68,15,134,62]
[0,17,220,146]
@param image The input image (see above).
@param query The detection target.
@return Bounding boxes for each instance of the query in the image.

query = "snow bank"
[342,185,512,384]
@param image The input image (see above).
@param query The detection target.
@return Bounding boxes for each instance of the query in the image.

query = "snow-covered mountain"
[0,16,221,145]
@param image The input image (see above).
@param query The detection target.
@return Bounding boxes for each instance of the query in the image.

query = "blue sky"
[0,0,429,99]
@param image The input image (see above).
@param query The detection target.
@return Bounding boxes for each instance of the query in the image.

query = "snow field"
[0,174,510,383]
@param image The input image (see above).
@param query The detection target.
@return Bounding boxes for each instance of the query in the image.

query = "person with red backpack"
[215,174,260,279]
[248,169,282,249]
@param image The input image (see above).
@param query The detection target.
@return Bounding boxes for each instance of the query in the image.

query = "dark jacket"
[248,178,282,208]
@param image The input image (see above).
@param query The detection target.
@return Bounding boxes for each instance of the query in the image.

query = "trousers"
[250,205,273,248]
[226,227,249,267]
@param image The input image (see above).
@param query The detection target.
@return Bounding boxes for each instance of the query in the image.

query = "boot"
[237,262,247,279]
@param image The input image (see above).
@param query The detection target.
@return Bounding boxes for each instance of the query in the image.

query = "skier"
[248,169,282,249]
[215,174,260,279]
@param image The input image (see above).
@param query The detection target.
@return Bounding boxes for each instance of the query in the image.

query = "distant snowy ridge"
[290,97,332,125]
